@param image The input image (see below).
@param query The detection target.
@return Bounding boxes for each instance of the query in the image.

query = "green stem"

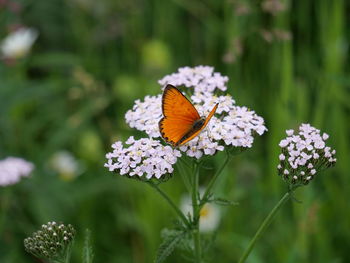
[63,245,71,263]
[0,188,11,236]
[146,181,190,227]
[238,192,292,263]
[177,159,192,194]
[200,153,230,209]
[191,162,201,262]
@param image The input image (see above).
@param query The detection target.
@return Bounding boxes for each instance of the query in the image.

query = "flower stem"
[200,152,230,209]
[146,181,190,227]
[238,191,292,263]
[63,245,72,263]
[191,162,201,262]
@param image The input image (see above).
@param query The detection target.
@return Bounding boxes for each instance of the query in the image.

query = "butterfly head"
[193,117,206,131]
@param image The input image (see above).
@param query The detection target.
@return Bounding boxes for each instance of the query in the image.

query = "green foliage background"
[0,0,349,262]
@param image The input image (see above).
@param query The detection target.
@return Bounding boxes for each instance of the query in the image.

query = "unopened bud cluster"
[24,221,75,260]
[277,124,336,186]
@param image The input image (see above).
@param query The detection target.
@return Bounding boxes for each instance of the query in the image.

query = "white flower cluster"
[0,157,34,186]
[278,123,336,185]
[125,89,266,159]
[105,136,181,179]
[1,27,38,59]
[158,65,228,94]
[178,104,266,159]
[125,95,162,138]
[107,65,267,178]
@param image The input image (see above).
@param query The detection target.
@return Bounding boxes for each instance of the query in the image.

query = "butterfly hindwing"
[159,117,193,146]
[176,103,218,146]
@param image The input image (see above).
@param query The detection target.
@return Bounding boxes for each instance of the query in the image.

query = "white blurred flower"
[105,136,181,179]
[278,124,336,185]
[1,28,38,59]
[261,0,286,15]
[158,65,229,94]
[0,157,34,186]
[180,191,221,233]
[50,151,81,181]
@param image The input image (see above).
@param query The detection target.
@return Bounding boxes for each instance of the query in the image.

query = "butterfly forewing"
[159,84,218,147]
[162,85,200,122]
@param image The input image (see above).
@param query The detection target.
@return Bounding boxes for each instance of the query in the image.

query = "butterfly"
[159,84,218,147]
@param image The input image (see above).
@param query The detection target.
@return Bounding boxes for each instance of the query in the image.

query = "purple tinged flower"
[0,157,34,186]
[277,124,336,186]
[124,66,267,159]
[158,65,229,94]
[286,129,294,136]
[105,137,181,179]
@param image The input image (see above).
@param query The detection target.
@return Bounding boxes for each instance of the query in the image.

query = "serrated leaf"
[210,197,239,206]
[155,230,186,263]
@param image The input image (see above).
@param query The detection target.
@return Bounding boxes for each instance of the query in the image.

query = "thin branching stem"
[191,162,201,262]
[200,152,230,209]
[147,181,190,227]
[238,191,292,263]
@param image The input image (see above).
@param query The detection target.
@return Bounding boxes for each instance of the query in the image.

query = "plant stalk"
[238,191,292,263]
[191,162,201,262]
[200,153,230,209]
[147,181,190,227]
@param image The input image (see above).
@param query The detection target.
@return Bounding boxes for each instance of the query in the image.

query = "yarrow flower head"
[0,157,34,186]
[107,65,266,179]
[277,124,336,186]
[125,95,162,138]
[1,27,38,59]
[105,136,181,180]
[24,221,75,261]
[158,65,228,94]
[124,66,267,160]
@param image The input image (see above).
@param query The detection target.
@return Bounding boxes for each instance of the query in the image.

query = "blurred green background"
[0,0,349,262]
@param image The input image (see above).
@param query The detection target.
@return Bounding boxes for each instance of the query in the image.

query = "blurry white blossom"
[158,65,228,94]
[0,157,34,186]
[278,124,336,185]
[180,191,221,233]
[50,151,81,181]
[105,136,181,179]
[1,27,38,59]
[261,0,286,15]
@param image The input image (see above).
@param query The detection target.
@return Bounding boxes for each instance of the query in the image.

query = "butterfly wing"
[159,118,192,146]
[161,85,200,121]
[178,103,218,146]
[159,85,200,146]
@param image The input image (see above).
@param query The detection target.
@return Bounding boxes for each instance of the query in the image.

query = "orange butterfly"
[159,84,218,147]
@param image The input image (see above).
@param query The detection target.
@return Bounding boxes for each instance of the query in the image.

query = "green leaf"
[209,197,239,206]
[155,230,187,263]
[82,229,94,263]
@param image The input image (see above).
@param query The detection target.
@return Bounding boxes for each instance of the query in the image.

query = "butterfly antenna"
[207,126,213,143]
